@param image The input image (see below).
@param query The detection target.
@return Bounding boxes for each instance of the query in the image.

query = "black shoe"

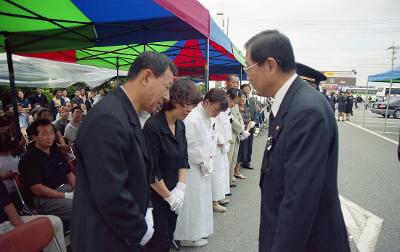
[242,165,254,170]
[226,193,232,196]
[230,184,237,188]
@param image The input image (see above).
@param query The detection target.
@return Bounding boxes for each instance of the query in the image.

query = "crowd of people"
[0,87,106,251]
[0,51,264,251]
[0,30,351,252]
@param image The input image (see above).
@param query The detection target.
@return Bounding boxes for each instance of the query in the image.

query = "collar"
[198,103,211,123]
[271,73,298,117]
[120,86,149,128]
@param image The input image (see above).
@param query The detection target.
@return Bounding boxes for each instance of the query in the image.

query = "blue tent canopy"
[368,66,400,83]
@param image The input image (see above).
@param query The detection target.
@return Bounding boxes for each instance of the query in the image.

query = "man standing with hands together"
[71,52,177,252]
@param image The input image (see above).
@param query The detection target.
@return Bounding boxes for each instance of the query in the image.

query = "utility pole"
[383,42,399,133]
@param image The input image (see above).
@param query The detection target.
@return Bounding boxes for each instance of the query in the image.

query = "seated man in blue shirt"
[19,119,75,223]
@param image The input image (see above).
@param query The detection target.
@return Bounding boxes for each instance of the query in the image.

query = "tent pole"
[205,38,210,92]
[383,69,394,133]
[5,37,22,141]
[240,67,243,86]
[116,57,119,86]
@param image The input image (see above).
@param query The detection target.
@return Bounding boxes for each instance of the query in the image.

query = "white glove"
[64,192,74,199]
[239,130,251,141]
[140,208,154,246]
[222,143,230,154]
[164,193,180,212]
[248,121,256,129]
[170,182,186,212]
[200,160,213,176]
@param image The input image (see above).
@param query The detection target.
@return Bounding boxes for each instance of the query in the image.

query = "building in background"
[320,70,357,93]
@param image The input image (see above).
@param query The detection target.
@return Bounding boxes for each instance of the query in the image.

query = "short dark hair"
[127,51,178,80]
[71,106,83,114]
[37,108,51,118]
[204,88,228,112]
[240,84,251,90]
[163,79,202,111]
[29,119,53,136]
[226,74,239,82]
[245,30,296,72]
[226,88,242,100]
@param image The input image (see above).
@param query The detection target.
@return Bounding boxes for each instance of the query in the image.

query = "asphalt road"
[344,107,400,142]
[177,110,400,252]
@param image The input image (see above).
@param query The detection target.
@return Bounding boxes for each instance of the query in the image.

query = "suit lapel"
[114,87,151,164]
[270,76,304,143]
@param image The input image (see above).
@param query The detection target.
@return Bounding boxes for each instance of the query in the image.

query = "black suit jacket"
[71,87,152,252]
[259,77,350,252]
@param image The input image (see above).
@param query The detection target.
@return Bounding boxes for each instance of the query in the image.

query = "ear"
[139,69,154,87]
[265,57,279,74]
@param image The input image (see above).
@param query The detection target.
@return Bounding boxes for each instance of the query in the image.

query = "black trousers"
[146,194,177,252]
[243,132,254,167]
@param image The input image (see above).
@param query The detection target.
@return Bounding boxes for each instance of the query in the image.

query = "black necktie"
[268,112,274,136]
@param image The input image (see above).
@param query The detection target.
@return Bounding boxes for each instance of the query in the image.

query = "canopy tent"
[0,53,126,88]
[19,38,245,81]
[367,66,400,83]
[1,0,245,139]
[0,0,210,53]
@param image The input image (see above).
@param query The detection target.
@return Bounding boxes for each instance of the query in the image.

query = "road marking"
[340,195,383,252]
[346,122,398,145]
[372,131,400,135]
[350,119,400,123]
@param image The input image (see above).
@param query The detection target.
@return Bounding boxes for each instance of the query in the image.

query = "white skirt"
[174,162,213,241]
[223,153,230,194]
[211,148,228,201]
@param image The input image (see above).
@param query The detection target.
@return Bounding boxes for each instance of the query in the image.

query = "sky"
[199,0,400,86]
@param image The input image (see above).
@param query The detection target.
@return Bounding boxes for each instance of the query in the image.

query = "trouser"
[146,194,178,252]
[243,132,254,167]
[34,184,72,222]
[227,138,240,181]
[0,215,67,252]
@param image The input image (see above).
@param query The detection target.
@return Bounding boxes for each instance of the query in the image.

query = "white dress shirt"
[270,73,298,117]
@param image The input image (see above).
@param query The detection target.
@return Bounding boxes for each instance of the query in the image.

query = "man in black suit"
[245,30,350,252]
[71,52,177,252]
[240,83,257,169]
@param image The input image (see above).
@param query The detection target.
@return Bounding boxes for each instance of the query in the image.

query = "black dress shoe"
[230,184,237,188]
[242,165,254,170]
[226,193,232,196]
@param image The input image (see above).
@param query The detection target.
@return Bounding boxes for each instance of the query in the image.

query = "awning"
[0,53,125,88]
[367,66,400,83]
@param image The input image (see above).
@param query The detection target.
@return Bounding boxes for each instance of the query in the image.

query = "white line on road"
[340,195,384,252]
[373,131,400,135]
[346,122,398,145]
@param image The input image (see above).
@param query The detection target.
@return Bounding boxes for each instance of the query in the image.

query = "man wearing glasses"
[245,30,350,252]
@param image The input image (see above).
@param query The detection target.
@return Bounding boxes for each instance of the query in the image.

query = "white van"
[376,86,400,102]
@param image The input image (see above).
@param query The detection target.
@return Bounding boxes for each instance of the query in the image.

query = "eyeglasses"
[245,61,260,72]
[245,58,280,72]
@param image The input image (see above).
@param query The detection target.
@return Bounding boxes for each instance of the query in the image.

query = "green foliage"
[196,83,206,96]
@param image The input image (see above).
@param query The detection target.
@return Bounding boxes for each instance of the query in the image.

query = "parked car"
[371,97,400,118]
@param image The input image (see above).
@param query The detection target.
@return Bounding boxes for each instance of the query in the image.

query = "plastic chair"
[0,217,54,252]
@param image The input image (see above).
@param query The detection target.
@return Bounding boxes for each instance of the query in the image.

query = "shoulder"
[143,113,163,133]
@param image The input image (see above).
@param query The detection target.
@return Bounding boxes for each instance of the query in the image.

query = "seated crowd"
[0,87,105,251]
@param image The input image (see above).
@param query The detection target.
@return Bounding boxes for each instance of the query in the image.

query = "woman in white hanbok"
[174,89,228,247]
[211,88,242,211]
